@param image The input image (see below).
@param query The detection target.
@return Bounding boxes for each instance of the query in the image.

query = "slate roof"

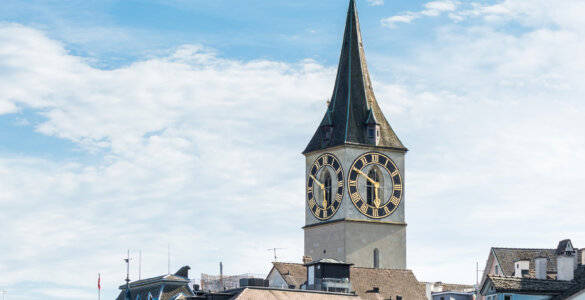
[556,240,574,255]
[492,248,558,277]
[116,266,195,300]
[305,258,353,266]
[303,0,406,154]
[486,275,575,295]
[268,263,426,300]
[231,287,361,300]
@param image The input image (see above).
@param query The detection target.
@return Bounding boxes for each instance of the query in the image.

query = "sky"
[1,0,585,299]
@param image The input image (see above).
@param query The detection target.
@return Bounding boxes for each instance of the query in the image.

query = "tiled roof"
[231,287,361,300]
[269,263,426,300]
[303,0,406,154]
[271,262,308,289]
[350,267,427,300]
[438,283,475,292]
[551,266,585,300]
[487,275,575,295]
[492,248,558,276]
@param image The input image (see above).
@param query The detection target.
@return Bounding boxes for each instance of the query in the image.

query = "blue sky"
[2,0,585,299]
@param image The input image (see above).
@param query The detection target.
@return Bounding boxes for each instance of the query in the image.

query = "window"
[368,128,375,138]
[495,265,499,275]
[504,295,511,300]
[366,169,379,206]
[396,296,402,300]
[373,248,380,268]
[324,171,332,207]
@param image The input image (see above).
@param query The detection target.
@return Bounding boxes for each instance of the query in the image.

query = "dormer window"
[324,128,332,141]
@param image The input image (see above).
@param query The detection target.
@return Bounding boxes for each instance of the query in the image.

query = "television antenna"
[267,248,287,262]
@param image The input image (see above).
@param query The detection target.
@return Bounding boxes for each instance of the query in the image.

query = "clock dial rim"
[347,151,403,219]
[306,153,345,221]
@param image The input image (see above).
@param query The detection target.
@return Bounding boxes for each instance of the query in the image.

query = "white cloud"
[421,0,457,17]
[0,23,333,299]
[382,0,457,27]
[367,0,384,6]
[381,13,419,28]
[3,0,585,296]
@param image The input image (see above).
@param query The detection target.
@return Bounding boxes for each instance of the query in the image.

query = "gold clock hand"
[322,190,328,209]
[353,167,377,185]
[309,174,325,189]
[374,186,381,208]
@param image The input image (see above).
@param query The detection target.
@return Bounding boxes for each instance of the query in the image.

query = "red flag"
[98,273,101,290]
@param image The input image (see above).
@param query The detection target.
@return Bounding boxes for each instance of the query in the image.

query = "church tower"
[303,0,407,269]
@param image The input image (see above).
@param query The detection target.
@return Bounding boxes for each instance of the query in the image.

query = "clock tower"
[303,0,407,269]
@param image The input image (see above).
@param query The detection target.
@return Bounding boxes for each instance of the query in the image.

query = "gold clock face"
[306,153,344,220]
[347,152,403,219]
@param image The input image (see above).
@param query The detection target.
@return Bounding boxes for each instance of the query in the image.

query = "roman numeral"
[307,186,313,193]
[338,181,344,187]
[335,194,342,202]
[372,209,379,217]
[390,196,400,206]
[391,170,399,177]
[351,193,361,202]
[349,180,357,187]
[309,199,316,209]
[322,209,328,218]
[321,156,328,165]
[315,161,321,169]
[360,203,368,214]
[371,154,379,163]
[384,206,390,214]
[360,157,368,165]
[394,184,402,191]
[336,167,342,175]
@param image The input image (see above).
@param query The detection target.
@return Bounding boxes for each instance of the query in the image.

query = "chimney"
[557,255,575,281]
[303,256,313,264]
[514,260,530,278]
[220,261,224,289]
[557,239,576,281]
[535,257,547,280]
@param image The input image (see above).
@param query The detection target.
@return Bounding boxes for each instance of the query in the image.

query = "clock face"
[347,152,403,219]
[306,153,344,220]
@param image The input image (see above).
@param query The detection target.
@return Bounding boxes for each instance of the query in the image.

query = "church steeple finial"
[303,0,406,154]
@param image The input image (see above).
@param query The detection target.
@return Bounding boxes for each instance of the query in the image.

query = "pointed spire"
[304,0,406,153]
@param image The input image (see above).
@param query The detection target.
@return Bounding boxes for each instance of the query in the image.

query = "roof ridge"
[493,247,555,251]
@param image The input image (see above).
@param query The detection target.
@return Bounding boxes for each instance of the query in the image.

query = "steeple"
[303,0,406,154]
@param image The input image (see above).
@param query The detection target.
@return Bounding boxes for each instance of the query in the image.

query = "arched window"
[366,169,379,206]
[324,171,332,207]
[374,248,380,268]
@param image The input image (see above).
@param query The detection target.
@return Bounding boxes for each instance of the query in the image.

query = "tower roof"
[303,0,406,154]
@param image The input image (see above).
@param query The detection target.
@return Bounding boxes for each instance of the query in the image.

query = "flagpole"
[98,273,101,300]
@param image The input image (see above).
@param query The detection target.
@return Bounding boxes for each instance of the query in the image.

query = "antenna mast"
[139,249,142,280]
[167,243,170,274]
[267,248,287,262]
[124,250,132,300]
